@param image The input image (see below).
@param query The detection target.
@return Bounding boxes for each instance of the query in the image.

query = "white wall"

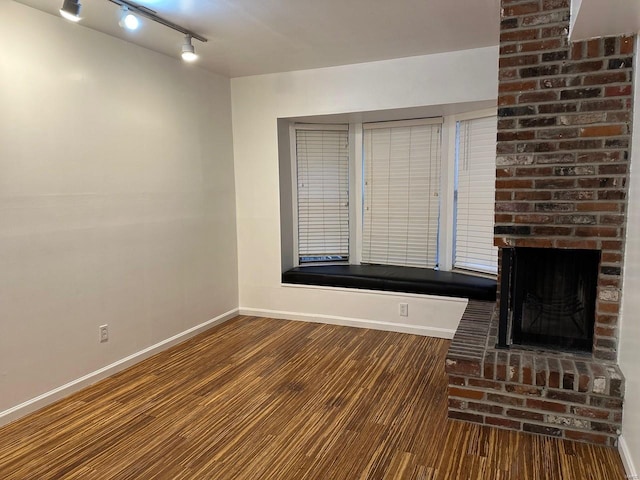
[569,0,583,35]
[618,33,640,478]
[231,47,499,335]
[0,2,238,420]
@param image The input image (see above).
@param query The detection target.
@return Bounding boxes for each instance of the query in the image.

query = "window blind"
[296,127,349,263]
[362,120,442,268]
[454,116,498,274]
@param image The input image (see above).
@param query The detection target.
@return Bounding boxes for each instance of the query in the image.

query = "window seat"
[282,264,497,301]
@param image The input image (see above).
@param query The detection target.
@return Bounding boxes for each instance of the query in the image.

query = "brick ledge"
[445,300,624,446]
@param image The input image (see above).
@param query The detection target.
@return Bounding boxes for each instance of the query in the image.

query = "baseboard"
[0,308,239,428]
[619,435,639,479]
[239,307,456,339]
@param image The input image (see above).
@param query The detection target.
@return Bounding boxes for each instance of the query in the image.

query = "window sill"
[282,264,497,301]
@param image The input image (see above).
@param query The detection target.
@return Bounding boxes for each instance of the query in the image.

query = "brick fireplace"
[446,0,634,446]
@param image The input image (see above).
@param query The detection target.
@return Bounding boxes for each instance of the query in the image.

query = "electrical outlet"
[99,324,109,343]
[399,303,409,317]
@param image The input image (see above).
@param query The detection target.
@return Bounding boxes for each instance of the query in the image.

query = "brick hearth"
[446,0,634,446]
[446,301,623,446]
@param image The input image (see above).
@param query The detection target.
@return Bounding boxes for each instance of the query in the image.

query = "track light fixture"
[107,0,207,61]
[59,0,81,22]
[59,0,207,61]
[181,35,198,62]
[119,6,140,31]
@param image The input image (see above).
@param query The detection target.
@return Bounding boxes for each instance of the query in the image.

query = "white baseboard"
[0,308,239,428]
[239,307,456,339]
[619,435,639,479]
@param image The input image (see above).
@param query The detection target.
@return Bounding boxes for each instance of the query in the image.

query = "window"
[454,116,498,274]
[294,125,349,264]
[287,110,497,276]
[362,119,442,268]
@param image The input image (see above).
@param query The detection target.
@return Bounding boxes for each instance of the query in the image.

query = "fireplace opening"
[507,248,600,353]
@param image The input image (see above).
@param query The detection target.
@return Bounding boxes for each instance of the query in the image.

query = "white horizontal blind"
[296,127,349,263]
[362,121,442,268]
[454,116,498,274]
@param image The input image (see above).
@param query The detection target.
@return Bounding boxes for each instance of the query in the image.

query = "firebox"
[498,248,600,353]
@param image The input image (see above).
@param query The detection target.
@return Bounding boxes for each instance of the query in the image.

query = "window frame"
[290,123,352,267]
[361,117,444,269]
[452,111,499,275]
[440,108,498,275]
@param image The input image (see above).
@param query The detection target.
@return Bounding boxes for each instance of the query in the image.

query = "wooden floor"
[0,316,627,479]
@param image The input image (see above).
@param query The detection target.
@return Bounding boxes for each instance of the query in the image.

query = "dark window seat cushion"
[282,264,497,301]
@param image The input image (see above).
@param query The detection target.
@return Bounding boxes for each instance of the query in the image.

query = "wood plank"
[0,316,627,479]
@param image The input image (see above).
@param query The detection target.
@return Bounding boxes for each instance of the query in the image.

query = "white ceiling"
[15,0,501,77]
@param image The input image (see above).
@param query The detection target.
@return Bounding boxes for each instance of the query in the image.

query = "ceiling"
[15,0,501,77]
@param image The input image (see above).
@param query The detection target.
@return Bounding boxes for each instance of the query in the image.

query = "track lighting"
[119,6,140,31]
[181,35,198,62]
[59,0,81,22]
[58,0,207,61]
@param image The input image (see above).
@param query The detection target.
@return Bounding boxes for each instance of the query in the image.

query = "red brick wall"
[495,0,635,360]
[447,301,625,446]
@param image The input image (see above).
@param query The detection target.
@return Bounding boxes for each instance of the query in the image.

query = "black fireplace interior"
[503,248,600,353]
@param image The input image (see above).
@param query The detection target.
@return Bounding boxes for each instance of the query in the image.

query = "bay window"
[288,109,497,278]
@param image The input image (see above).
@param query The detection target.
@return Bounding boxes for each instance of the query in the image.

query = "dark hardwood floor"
[0,316,627,479]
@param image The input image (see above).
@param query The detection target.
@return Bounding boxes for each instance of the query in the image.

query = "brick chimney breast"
[495,0,635,360]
